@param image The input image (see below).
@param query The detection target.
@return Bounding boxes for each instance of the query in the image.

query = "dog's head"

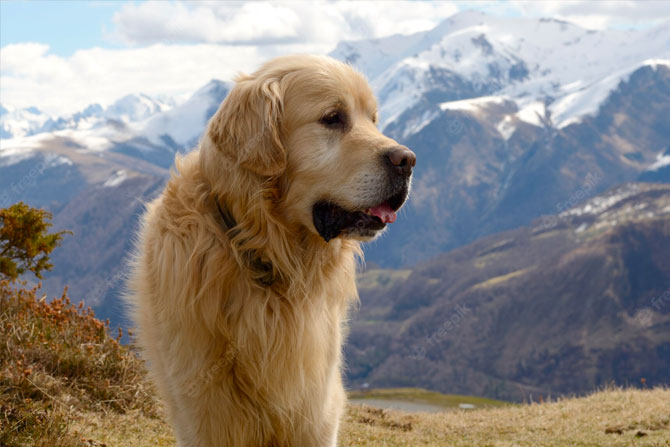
[204,55,415,243]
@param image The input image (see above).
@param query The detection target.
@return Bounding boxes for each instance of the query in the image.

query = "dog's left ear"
[207,75,286,177]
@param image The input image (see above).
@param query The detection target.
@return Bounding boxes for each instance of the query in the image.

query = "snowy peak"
[0,105,51,139]
[0,77,233,167]
[137,79,231,148]
[0,92,176,140]
[332,11,670,131]
[104,93,174,123]
[193,79,230,98]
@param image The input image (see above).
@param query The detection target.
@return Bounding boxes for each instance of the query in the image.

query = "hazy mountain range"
[1,11,669,400]
[350,183,670,401]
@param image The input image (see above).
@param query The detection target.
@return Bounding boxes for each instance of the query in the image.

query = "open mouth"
[312,188,408,242]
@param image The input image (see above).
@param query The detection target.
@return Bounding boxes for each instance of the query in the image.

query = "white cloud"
[509,0,670,30]
[110,1,460,46]
[0,42,304,116]
[2,1,461,116]
[111,2,303,45]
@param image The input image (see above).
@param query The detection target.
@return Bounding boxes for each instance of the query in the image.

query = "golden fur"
[126,55,410,446]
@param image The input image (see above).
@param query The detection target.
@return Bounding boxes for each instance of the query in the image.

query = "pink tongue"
[367,203,397,224]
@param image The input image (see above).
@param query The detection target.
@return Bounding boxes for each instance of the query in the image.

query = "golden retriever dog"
[126,54,415,447]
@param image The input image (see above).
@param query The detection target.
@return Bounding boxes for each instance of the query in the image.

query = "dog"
[126,54,415,447]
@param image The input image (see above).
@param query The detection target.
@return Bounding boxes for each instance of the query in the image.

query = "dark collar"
[214,196,276,287]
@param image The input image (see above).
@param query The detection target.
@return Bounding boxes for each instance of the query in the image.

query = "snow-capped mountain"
[0,93,176,143]
[0,81,229,167]
[332,10,670,130]
[105,93,174,123]
[136,80,230,148]
[3,11,667,161]
[0,105,51,139]
[39,93,176,136]
[325,11,670,266]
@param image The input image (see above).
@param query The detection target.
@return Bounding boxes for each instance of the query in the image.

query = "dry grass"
[0,280,156,447]
[72,388,670,447]
[341,388,670,446]
[2,279,669,446]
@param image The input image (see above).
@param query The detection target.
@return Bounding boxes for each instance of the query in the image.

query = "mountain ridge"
[347,182,670,401]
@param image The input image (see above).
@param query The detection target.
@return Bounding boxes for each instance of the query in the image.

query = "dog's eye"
[320,111,346,129]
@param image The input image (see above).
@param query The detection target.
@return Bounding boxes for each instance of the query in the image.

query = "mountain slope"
[347,183,670,401]
[0,82,232,324]
[333,11,670,129]
[331,12,670,266]
[364,59,670,266]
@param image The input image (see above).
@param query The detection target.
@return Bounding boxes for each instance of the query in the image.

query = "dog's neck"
[212,192,360,296]
[214,195,276,287]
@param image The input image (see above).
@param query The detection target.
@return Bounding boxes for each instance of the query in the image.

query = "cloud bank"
[2,1,668,116]
[110,1,460,46]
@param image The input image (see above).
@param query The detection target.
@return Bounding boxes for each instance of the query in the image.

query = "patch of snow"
[575,223,588,234]
[648,151,670,171]
[47,155,73,167]
[52,128,114,152]
[0,133,52,166]
[103,170,128,188]
[642,58,670,70]
[138,80,230,147]
[517,101,545,127]
[401,108,440,139]
[440,96,506,113]
[372,62,426,129]
[561,185,640,218]
[496,115,516,140]
[549,60,662,128]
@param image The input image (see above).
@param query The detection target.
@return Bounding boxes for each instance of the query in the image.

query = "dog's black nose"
[385,146,416,177]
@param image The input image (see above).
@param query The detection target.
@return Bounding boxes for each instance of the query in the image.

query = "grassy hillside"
[348,387,507,410]
[2,280,669,446]
[0,280,155,447]
[68,387,670,447]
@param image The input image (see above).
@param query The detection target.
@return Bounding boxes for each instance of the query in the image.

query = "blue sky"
[1,1,668,115]
[0,1,123,56]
